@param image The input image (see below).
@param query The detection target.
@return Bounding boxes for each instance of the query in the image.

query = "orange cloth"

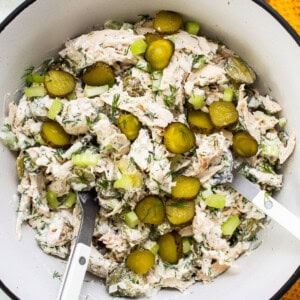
[281,278,300,300]
[267,0,300,34]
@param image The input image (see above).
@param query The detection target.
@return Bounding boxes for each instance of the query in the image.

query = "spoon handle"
[57,243,91,300]
[252,191,300,240]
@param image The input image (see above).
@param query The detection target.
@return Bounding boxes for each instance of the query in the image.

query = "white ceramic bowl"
[0,1,299,299]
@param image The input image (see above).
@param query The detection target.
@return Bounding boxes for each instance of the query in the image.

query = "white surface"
[0,0,23,23]
[0,1,299,300]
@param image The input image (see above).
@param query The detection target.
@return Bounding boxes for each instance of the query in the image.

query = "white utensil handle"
[57,243,91,300]
[252,191,300,239]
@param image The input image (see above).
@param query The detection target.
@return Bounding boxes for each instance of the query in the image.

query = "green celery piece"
[221,215,241,235]
[188,94,205,110]
[182,237,191,254]
[64,192,77,208]
[113,174,134,190]
[83,84,109,98]
[130,39,148,55]
[71,153,100,167]
[223,88,234,102]
[150,243,160,255]
[47,99,63,120]
[26,73,45,84]
[184,21,200,35]
[124,211,139,228]
[46,190,59,209]
[205,194,226,209]
[24,86,47,98]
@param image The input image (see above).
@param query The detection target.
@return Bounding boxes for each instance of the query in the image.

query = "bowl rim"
[0,0,299,299]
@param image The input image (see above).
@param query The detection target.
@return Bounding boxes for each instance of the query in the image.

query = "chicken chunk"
[59,30,144,72]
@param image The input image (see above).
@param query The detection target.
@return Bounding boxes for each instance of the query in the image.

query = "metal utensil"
[57,189,99,300]
[230,171,300,240]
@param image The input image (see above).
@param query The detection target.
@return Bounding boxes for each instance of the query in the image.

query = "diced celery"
[182,237,191,254]
[71,152,100,167]
[24,86,47,98]
[151,71,162,92]
[205,194,226,209]
[104,20,123,30]
[261,143,279,158]
[34,134,47,146]
[64,192,77,208]
[83,84,109,98]
[46,190,59,209]
[150,243,160,255]
[278,117,287,128]
[114,174,134,190]
[223,88,234,102]
[221,215,241,235]
[124,211,139,228]
[47,99,63,120]
[136,59,151,72]
[201,188,213,199]
[113,174,142,190]
[184,21,200,35]
[117,158,136,174]
[25,73,45,84]
[0,130,18,151]
[130,39,148,55]
[193,55,207,69]
[188,94,205,110]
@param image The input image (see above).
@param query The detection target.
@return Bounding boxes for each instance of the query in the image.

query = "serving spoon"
[57,189,99,300]
[230,171,300,240]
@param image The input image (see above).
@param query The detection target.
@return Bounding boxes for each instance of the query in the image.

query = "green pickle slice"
[166,199,195,225]
[126,249,155,275]
[158,232,182,264]
[233,131,258,157]
[41,121,71,148]
[171,175,201,200]
[145,39,174,70]
[117,114,141,141]
[82,62,115,86]
[209,101,238,128]
[225,56,256,84]
[188,110,214,134]
[164,122,195,154]
[135,196,165,224]
[44,70,75,97]
[154,11,183,34]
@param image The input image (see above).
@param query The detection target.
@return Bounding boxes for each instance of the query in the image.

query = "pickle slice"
[171,175,201,200]
[158,232,182,264]
[117,114,141,141]
[144,33,162,45]
[154,11,183,34]
[44,70,75,97]
[208,101,238,128]
[188,110,214,134]
[145,39,174,70]
[126,249,155,275]
[135,196,165,225]
[82,62,115,86]
[164,122,195,154]
[41,121,71,148]
[166,199,195,225]
[232,131,258,157]
[225,56,256,84]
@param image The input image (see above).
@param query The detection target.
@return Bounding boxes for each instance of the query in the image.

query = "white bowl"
[0,1,299,299]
